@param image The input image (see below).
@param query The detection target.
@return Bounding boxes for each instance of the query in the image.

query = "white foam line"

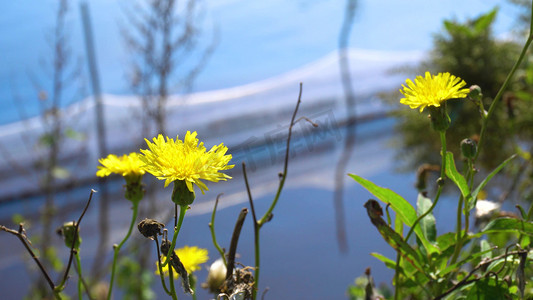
[0,48,424,138]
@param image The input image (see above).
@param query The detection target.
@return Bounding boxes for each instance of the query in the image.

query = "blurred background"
[1,0,531,299]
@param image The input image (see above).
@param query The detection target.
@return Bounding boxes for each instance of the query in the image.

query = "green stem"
[75,253,83,300]
[252,225,260,300]
[405,131,447,242]
[168,262,178,300]
[463,160,474,237]
[209,196,227,266]
[258,172,287,227]
[474,33,533,162]
[162,205,187,267]
[393,252,402,300]
[106,203,139,300]
[397,131,446,300]
[191,274,197,300]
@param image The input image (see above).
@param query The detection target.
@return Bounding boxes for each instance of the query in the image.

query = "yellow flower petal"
[140,131,234,194]
[96,153,145,178]
[399,72,470,112]
[155,246,209,278]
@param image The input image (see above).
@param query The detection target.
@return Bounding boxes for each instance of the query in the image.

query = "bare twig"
[242,163,258,230]
[261,287,270,300]
[59,189,95,287]
[0,224,55,292]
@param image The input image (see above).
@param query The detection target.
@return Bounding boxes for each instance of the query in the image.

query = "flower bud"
[460,138,477,159]
[428,106,450,132]
[468,85,483,102]
[171,180,195,206]
[203,258,227,293]
[124,174,144,204]
[56,221,81,250]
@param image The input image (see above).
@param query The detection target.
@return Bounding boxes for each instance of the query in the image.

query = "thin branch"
[242,163,258,227]
[60,189,95,287]
[155,236,172,295]
[0,224,55,292]
[257,82,303,226]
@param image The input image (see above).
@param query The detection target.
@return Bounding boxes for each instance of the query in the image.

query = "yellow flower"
[400,72,470,112]
[140,131,234,193]
[96,153,146,178]
[156,246,209,277]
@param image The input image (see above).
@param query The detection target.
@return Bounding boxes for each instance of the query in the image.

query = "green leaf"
[11,214,25,225]
[472,8,497,35]
[481,218,533,236]
[349,174,439,254]
[417,193,436,243]
[516,205,528,220]
[38,133,55,147]
[480,240,492,260]
[52,167,70,180]
[441,247,494,276]
[520,235,531,248]
[471,154,517,210]
[395,214,404,235]
[444,152,472,209]
[65,128,86,141]
[465,277,508,300]
[370,253,396,269]
[436,232,457,252]
[364,200,425,271]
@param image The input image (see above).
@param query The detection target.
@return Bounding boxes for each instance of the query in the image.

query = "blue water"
[0,117,461,299]
[0,0,520,125]
[0,1,524,298]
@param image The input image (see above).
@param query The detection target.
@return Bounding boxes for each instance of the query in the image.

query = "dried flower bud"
[460,138,477,159]
[160,239,194,294]
[137,218,164,240]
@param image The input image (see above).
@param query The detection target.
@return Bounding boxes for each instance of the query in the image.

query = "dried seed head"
[137,218,165,240]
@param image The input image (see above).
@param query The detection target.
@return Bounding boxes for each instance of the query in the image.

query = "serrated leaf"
[349,174,439,255]
[444,152,473,210]
[417,193,436,243]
